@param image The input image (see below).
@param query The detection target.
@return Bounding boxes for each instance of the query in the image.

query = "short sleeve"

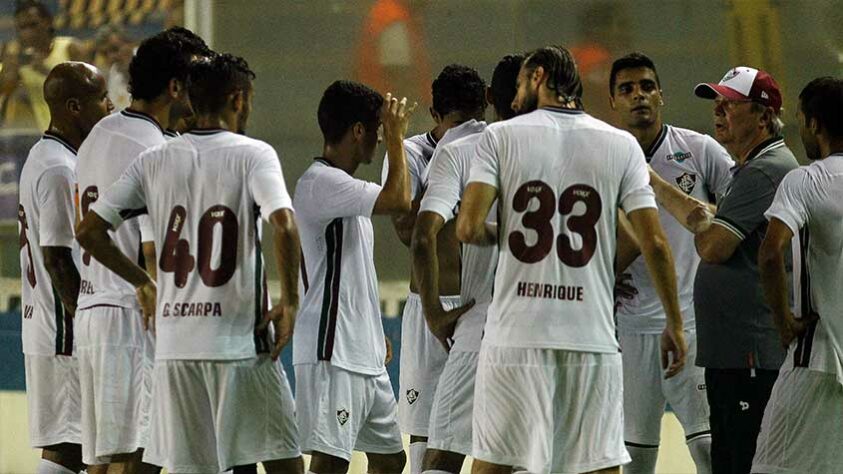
[90,157,148,230]
[468,128,500,188]
[619,140,657,213]
[703,135,735,199]
[764,167,810,235]
[37,166,76,248]
[248,147,293,221]
[302,168,382,220]
[419,145,463,221]
[713,166,777,240]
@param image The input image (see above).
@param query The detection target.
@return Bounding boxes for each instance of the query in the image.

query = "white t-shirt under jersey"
[76,109,163,311]
[468,107,656,353]
[420,119,495,352]
[616,125,734,334]
[293,159,386,375]
[18,134,79,356]
[381,131,437,199]
[765,154,843,386]
[90,129,293,361]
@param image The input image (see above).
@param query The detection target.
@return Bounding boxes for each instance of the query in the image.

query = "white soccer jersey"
[76,109,164,310]
[90,129,293,360]
[18,134,79,356]
[617,125,734,334]
[381,131,437,198]
[420,119,496,352]
[765,154,843,385]
[293,159,386,375]
[468,107,656,352]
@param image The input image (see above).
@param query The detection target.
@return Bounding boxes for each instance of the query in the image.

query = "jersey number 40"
[160,205,238,288]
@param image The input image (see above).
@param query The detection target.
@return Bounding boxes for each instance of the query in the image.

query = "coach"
[653,66,798,473]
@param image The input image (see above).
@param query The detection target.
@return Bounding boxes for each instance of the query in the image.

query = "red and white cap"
[694,66,782,113]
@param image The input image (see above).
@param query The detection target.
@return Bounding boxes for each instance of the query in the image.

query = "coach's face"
[798,107,821,161]
[512,66,539,114]
[712,96,761,148]
[610,67,662,129]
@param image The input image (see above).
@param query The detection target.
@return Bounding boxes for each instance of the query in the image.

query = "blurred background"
[1,0,842,472]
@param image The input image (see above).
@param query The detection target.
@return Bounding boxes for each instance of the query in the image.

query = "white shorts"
[295,362,403,461]
[428,351,478,456]
[752,367,843,474]
[75,305,154,465]
[398,292,460,436]
[472,345,630,474]
[24,354,81,448]
[619,330,710,446]
[143,356,300,473]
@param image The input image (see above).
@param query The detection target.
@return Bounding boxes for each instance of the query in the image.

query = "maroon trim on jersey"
[794,227,820,368]
[77,303,124,311]
[43,132,78,155]
[301,250,309,294]
[317,218,343,361]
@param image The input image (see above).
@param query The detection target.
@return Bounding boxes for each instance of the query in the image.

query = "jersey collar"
[731,136,786,172]
[187,128,227,136]
[42,132,77,155]
[644,124,669,161]
[121,109,164,135]
[542,106,585,115]
[425,131,438,148]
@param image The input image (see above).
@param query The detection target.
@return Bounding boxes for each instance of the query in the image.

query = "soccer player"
[753,77,843,474]
[73,28,209,473]
[608,52,734,474]
[76,52,303,474]
[292,81,414,474]
[18,62,112,474]
[412,53,522,473]
[382,64,487,473]
[456,45,687,474]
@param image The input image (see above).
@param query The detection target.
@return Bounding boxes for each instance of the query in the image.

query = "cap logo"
[722,69,740,82]
[761,91,769,99]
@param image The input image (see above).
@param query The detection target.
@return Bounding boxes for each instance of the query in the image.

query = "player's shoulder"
[403,131,436,159]
[86,110,165,149]
[27,135,76,168]
[666,125,723,152]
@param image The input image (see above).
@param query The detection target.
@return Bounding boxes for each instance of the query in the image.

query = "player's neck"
[819,136,843,158]
[193,115,234,132]
[128,98,171,131]
[630,121,664,152]
[322,145,359,175]
[45,122,82,150]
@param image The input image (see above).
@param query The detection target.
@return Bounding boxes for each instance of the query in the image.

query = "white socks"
[688,435,713,474]
[624,445,659,474]
[409,441,427,474]
[36,459,77,474]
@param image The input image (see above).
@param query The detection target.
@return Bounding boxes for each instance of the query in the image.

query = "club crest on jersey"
[667,150,693,163]
[336,408,350,426]
[406,388,419,405]
[675,173,697,194]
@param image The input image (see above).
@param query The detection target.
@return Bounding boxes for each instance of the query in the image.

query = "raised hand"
[380,92,417,144]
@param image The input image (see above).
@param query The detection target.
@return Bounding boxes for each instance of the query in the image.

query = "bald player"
[18,62,112,474]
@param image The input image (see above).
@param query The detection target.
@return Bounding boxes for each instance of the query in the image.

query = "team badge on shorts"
[406,388,419,405]
[675,173,697,194]
[337,408,350,426]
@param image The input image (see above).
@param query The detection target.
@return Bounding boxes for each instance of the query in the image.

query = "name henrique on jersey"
[293,160,386,375]
[76,110,164,311]
[766,154,843,385]
[18,134,79,356]
[90,129,292,360]
[616,125,734,334]
[420,119,496,352]
[381,131,437,199]
[468,107,657,353]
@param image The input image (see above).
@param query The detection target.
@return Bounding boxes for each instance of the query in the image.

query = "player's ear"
[352,121,365,141]
[66,97,81,115]
[232,90,244,113]
[430,107,441,125]
[167,78,182,100]
[531,66,544,86]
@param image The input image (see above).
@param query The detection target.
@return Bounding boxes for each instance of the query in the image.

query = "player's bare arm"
[142,241,157,281]
[373,94,416,216]
[389,197,419,247]
[615,209,641,274]
[648,167,717,234]
[411,211,475,350]
[759,218,811,347]
[693,222,741,264]
[76,211,156,328]
[263,208,301,360]
[41,246,81,317]
[627,207,687,378]
[456,182,497,246]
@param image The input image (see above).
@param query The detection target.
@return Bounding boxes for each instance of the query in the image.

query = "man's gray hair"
[751,102,784,137]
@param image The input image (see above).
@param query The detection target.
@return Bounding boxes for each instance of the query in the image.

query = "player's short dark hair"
[431,64,486,117]
[318,80,384,145]
[490,54,524,120]
[523,45,583,108]
[128,27,211,102]
[799,77,843,138]
[609,52,661,96]
[15,1,52,19]
[188,53,255,116]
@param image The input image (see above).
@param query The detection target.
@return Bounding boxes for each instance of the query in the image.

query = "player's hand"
[385,335,394,364]
[261,302,297,360]
[135,280,157,334]
[426,299,475,352]
[686,206,714,234]
[381,93,417,143]
[660,326,687,379]
[778,312,816,348]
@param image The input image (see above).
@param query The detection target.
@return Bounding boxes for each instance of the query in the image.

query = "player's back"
[76,110,165,310]
[472,107,654,353]
[130,129,286,360]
